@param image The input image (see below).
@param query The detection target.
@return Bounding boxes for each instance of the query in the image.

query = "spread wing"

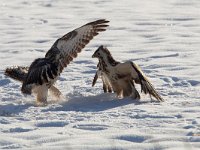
[45,19,109,73]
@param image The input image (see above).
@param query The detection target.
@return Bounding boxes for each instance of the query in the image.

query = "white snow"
[0,0,200,149]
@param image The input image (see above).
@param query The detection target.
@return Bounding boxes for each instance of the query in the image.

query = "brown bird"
[5,19,109,105]
[92,45,164,102]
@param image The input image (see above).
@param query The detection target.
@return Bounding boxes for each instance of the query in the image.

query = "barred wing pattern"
[46,19,109,72]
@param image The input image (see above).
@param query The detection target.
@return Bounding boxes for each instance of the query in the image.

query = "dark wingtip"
[86,19,110,26]
[99,19,110,23]
[93,19,110,23]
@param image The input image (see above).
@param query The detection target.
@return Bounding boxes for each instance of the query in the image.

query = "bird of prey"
[5,19,109,105]
[92,45,164,101]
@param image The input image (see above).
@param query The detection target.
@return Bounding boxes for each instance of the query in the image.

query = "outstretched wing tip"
[86,19,110,24]
[46,19,110,73]
[85,19,110,30]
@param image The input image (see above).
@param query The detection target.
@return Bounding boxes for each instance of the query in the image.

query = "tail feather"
[131,62,164,102]
[4,66,29,82]
[141,79,164,101]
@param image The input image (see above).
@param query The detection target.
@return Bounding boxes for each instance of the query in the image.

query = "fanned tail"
[131,63,164,102]
[4,66,29,82]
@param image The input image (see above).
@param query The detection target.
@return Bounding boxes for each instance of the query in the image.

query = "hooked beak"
[92,46,102,58]
[92,53,97,58]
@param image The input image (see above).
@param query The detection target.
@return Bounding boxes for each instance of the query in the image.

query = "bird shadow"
[0,94,153,116]
[45,93,151,112]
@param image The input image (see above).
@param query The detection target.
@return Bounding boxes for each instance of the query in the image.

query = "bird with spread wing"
[92,45,164,102]
[5,19,109,105]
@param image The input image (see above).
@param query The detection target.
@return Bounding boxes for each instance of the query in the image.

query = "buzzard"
[5,19,109,105]
[92,46,164,101]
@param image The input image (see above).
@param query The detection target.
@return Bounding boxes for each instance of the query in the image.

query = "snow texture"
[0,0,200,149]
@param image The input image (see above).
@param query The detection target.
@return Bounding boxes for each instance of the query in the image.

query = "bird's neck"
[99,54,119,68]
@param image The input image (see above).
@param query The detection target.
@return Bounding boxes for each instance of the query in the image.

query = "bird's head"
[92,45,119,66]
[92,45,111,59]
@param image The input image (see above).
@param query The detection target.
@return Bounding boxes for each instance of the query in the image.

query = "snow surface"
[0,0,200,149]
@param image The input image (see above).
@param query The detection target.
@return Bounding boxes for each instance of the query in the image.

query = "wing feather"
[45,19,109,73]
[23,58,57,86]
[21,19,109,93]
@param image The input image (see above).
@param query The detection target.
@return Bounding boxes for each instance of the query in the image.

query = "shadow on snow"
[43,93,150,112]
[0,93,151,116]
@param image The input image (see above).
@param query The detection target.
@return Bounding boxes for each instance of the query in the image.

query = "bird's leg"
[107,85,112,93]
[36,86,48,106]
[49,85,63,100]
[101,75,108,92]
[105,81,113,93]
[102,75,113,93]
[103,82,108,93]
[129,80,140,100]
[117,90,124,99]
